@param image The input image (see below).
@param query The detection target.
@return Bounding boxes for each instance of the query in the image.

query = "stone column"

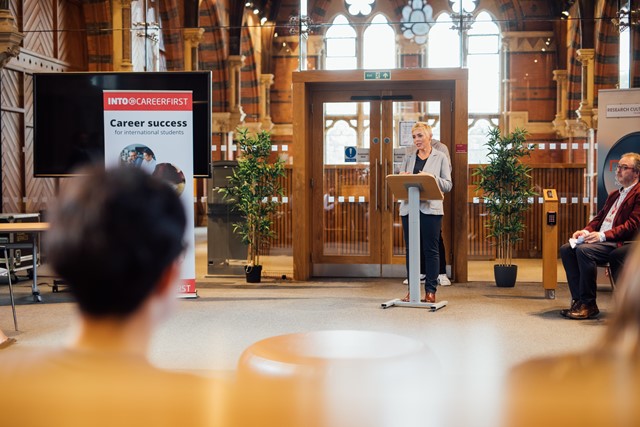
[0,0,23,68]
[259,74,274,131]
[552,70,568,137]
[228,55,247,131]
[182,28,204,71]
[113,0,133,71]
[576,48,595,128]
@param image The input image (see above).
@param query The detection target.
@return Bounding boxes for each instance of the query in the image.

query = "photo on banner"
[102,90,196,296]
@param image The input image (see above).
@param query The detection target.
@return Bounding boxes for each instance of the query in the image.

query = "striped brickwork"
[594,0,619,106]
[566,5,582,120]
[240,26,259,122]
[82,0,113,71]
[199,0,228,113]
[158,0,184,71]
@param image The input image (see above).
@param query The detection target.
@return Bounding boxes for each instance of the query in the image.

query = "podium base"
[381,299,448,311]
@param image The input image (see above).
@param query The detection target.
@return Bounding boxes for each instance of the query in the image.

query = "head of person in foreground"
[46,165,186,321]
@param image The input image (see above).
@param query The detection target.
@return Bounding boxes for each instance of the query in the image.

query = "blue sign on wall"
[344,146,357,163]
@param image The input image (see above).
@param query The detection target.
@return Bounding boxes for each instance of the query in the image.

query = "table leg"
[31,238,41,302]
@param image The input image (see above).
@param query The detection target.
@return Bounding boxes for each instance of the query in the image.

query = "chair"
[598,261,616,290]
[235,330,437,427]
[1,246,18,331]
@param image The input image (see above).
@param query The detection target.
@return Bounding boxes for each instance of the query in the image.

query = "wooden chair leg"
[605,264,615,290]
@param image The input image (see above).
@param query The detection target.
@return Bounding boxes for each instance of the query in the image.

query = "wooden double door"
[310,86,453,278]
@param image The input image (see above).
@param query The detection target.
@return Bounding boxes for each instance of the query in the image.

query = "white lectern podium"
[382,174,448,311]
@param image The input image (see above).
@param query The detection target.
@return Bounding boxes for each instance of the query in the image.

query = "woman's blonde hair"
[411,121,432,138]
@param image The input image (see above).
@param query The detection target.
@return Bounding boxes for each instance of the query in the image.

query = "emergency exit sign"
[364,71,391,80]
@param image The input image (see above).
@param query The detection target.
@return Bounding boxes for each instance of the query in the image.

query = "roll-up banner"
[596,88,640,211]
[103,90,197,297]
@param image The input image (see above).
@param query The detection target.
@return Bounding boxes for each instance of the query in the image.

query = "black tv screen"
[33,71,212,177]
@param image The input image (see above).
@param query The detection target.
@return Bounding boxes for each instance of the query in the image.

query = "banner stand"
[103,90,197,298]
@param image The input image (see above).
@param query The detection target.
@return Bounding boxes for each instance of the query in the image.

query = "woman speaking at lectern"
[398,122,452,303]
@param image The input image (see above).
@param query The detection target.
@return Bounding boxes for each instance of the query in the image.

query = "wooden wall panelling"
[1,111,23,214]
[24,73,55,214]
[57,0,88,68]
[23,0,55,58]
[1,68,24,213]
[1,0,87,217]
[9,0,22,31]
[1,67,21,107]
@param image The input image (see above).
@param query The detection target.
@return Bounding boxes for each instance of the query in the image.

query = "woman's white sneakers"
[402,274,452,286]
[438,274,452,286]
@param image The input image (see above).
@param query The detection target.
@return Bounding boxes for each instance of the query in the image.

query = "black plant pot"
[494,264,517,288]
[245,265,263,283]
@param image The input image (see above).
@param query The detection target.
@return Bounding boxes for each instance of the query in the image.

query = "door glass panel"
[323,102,371,256]
[390,100,441,257]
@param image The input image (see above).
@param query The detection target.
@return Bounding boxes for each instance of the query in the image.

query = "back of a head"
[46,166,186,317]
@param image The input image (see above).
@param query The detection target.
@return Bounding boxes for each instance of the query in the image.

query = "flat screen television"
[33,71,212,177]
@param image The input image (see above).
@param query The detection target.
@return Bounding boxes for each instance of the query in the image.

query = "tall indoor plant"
[473,127,536,287]
[220,128,285,283]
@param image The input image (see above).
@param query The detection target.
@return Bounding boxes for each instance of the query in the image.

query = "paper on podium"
[386,173,443,201]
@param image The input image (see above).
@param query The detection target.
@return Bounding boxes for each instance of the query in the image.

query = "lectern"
[382,174,448,311]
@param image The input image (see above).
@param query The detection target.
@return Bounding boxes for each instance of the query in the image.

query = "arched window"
[320,1,501,163]
[325,15,357,70]
[427,13,460,68]
[467,11,500,114]
[324,115,370,165]
[363,14,395,69]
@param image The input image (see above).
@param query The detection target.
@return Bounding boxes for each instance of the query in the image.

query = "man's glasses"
[616,165,636,172]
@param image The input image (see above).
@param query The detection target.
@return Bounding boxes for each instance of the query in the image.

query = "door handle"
[374,161,378,211]
[384,159,389,211]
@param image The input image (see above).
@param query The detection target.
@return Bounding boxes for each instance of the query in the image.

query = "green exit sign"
[364,71,391,80]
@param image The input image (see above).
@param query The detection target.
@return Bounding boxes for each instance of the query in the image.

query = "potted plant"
[219,128,285,283]
[473,127,536,287]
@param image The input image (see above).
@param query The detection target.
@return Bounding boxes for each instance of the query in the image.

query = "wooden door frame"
[309,90,384,270]
[292,69,468,282]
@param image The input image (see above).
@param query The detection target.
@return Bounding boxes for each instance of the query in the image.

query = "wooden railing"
[468,164,587,259]
[257,163,589,260]
[321,165,371,256]
[267,166,293,251]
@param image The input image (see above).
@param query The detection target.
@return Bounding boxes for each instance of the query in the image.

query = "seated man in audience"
[559,152,640,319]
[503,243,640,427]
[0,166,228,427]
